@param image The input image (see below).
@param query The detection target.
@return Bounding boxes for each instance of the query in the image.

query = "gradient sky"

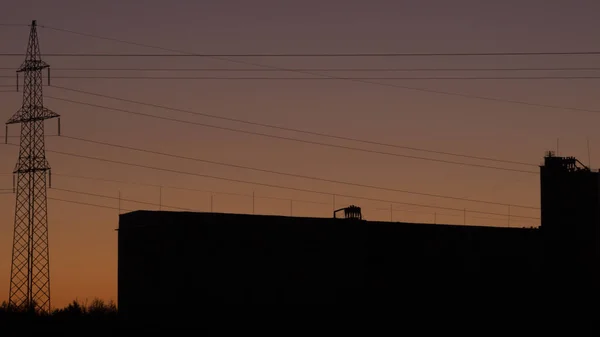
[1,0,599,308]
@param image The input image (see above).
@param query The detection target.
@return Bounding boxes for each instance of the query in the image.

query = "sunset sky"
[1,0,599,308]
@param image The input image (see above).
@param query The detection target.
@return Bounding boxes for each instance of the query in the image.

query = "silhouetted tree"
[0,297,123,333]
[87,298,118,318]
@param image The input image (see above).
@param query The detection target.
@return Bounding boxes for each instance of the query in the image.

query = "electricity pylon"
[6,20,59,314]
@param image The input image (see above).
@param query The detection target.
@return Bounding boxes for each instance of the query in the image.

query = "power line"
[48,85,537,167]
[4,52,600,57]
[0,23,28,27]
[1,142,538,219]
[52,172,330,206]
[48,196,131,212]
[46,195,385,223]
[50,189,534,227]
[38,25,600,116]
[45,95,538,174]
[376,206,458,218]
[58,134,539,210]
[52,187,326,212]
[51,187,195,211]
[376,206,539,225]
[8,75,600,80]
[4,67,600,72]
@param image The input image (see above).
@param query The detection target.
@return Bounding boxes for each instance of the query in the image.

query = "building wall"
[540,154,600,278]
[118,211,541,313]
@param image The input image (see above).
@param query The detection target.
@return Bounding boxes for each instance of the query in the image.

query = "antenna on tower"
[6,19,59,314]
[587,138,591,169]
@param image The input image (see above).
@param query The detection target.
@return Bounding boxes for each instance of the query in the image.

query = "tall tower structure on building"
[5,20,59,313]
[540,151,599,281]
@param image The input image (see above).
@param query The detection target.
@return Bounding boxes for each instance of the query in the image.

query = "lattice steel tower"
[5,20,59,313]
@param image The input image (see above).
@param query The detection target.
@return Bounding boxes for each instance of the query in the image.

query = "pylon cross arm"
[6,108,60,125]
[17,60,49,72]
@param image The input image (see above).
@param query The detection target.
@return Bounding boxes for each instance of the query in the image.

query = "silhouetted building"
[117,153,598,315]
[540,151,599,279]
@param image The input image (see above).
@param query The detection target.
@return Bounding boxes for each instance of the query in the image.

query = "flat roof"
[118,210,537,232]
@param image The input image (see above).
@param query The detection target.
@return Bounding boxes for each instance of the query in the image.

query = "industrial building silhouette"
[117,152,598,313]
